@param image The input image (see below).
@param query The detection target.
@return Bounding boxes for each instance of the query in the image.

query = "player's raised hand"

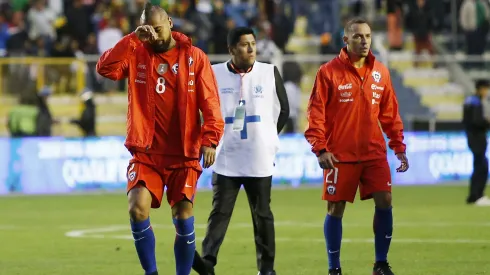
[200,146,216,169]
[135,25,157,42]
[318,152,339,169]
[395,152,409,172]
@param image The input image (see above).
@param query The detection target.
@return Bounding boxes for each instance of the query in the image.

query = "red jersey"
[96,32,224,164]
[305,48,406,162]
[355,64,368,80]
[147,46,182,156]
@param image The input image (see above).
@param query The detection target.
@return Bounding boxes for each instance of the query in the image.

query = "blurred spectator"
[64,0,92,49]
[6,11,28,56]
[36,86,55,136]
[210,0,232,54]
[225,0,257,28]
[282,60,303,133]
[406,0,435,67]
[0,13,9,57]
[186,0,213,52]
[26,0,57,49]
[7,96,39,137]
[256,24,281,61]
[97,18,122,54]
[70,89,96,137]
[459,0,490,68]
[7,86,56,137]
[269,1,293,53]
[386,0,404,50]
[307,0,340,54]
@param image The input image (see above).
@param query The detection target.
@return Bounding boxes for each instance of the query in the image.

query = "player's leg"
[323,163,361,274]
[127,162,165,275]
[200,173,242,267]
[166,167,201,275]
[468,151,490,205]
[359,159,394,275]
[243,176,275,275]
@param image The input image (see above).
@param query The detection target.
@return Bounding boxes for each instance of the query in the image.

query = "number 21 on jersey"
[325,167,339,184]
[155,77,166,94]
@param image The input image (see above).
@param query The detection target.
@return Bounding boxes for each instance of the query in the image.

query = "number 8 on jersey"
[156,77,166,94]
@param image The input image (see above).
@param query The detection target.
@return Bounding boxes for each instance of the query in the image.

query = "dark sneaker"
[373,261,394,275]
[257,271,276,275]
[192,251,215,275]
[329,268,342,275]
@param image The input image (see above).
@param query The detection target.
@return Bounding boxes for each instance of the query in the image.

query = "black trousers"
[468,150,489,203]
[201,173,275,272]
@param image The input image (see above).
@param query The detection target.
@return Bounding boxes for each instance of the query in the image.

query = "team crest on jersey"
[327,185,336,195]
[157,63,168,75]
[171,63,179,74]
[372,71,381,83]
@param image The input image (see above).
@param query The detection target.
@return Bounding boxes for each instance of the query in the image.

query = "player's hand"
[135,25,158,42]
[317,152,339,169]
[396,152,409,172]
[200,146,216,169]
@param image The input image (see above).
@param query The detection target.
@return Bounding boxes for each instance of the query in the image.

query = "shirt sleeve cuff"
[316,148,327,157]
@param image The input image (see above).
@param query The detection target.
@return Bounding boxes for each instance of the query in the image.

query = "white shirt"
[212,61,281,177]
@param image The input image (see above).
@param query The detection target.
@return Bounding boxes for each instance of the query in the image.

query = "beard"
[151,40,170,53]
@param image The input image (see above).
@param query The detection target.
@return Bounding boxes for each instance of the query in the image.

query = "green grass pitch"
[1,184,489,275]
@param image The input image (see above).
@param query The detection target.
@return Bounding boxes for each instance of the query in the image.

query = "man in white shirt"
[192,27,289,275]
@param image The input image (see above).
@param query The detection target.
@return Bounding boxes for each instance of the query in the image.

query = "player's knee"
[172,199,194,219]
[373,191,392,208]
[327,201,346,217]
[128,203,150,222]
[127,187,152,222]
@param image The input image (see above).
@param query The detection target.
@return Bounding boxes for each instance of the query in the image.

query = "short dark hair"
[344,17,370,33]
[475,79,490,90]
[227,27,256,47]
[141,1,167,24]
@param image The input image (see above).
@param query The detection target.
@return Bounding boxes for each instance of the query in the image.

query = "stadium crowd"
[0,0,344,59]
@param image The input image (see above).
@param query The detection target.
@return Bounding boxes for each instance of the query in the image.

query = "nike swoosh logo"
[187,239,196,244]
[385,235,392,239]
[328,250,339,254]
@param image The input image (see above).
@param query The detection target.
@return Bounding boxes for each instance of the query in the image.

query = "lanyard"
[230,62,252,104]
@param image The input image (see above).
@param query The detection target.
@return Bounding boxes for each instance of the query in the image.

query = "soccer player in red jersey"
[305,18,409,275]
[96,3,224,275]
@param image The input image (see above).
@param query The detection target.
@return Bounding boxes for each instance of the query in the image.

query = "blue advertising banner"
[0,132,477,195]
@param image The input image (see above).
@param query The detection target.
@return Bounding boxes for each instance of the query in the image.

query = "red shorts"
[322,159,392,203]
[126,152,202,208]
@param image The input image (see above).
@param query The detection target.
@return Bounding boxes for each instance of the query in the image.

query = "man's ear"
[228,46,234,56]
[342,34,348,45]
[168,17,173,29]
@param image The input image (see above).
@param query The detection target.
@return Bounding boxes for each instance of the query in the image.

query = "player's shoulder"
[315,57,340,79]
[255,61,274,68]
[253,61,276,74]
[190,46,209,61]
[211,61,227,71]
